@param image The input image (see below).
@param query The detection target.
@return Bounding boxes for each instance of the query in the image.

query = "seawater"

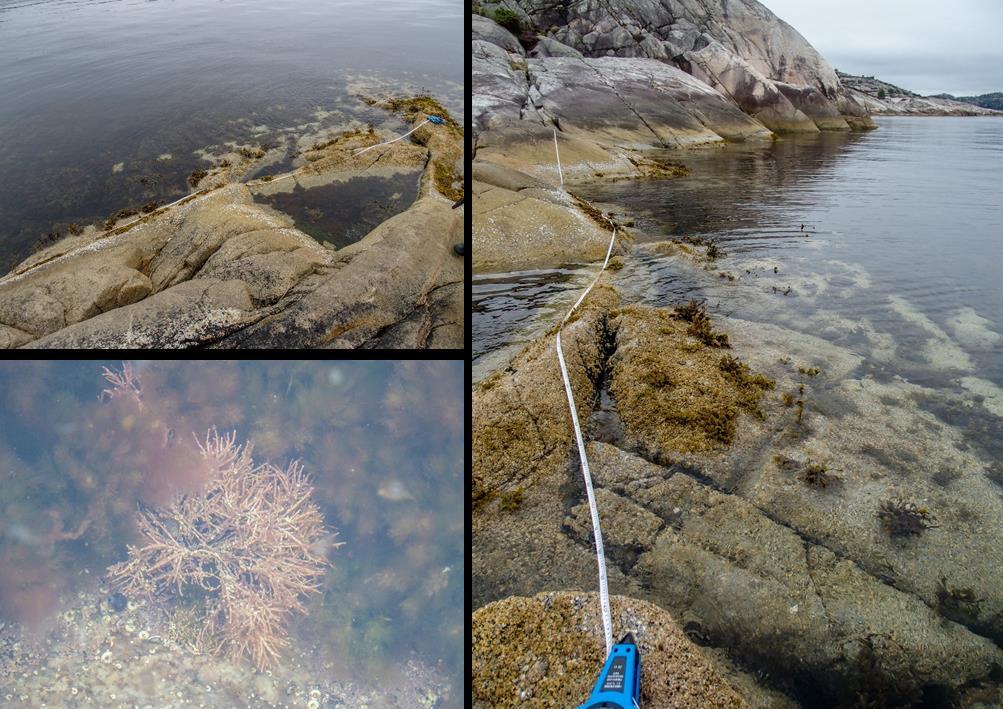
[475,118,1003,424]
[0,361,463,706]
[0,0,462,270]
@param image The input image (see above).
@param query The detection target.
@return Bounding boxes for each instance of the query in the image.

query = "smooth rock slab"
[24,279,255,349]
[0,243,152,338]
[487,0,874,130]
[529,56,773,147]
[216,196,462,349]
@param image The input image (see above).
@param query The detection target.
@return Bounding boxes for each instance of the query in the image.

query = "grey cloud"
[763,0,1003,96]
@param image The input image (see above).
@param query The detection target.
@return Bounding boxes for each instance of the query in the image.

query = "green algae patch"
[610,303,774,453]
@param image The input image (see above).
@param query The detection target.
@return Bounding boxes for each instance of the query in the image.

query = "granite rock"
[472,591,752,707]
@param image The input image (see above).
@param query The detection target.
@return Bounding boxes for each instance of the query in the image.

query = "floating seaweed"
[186,169,208,188]
[103,207,139,231]
[773,454,800,471]
[798,462,837,489]
[935,574,981,623]
[498,487,524,513]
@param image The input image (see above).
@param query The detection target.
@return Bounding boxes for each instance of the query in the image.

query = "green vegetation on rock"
[493,8,522,34]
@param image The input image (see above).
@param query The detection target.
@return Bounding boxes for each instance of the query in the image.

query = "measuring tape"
[576,633,642,709]
[548,125,643,706]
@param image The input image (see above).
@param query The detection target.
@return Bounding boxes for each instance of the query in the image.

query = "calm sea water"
[0,0,462,270]
[474,118,1003,409]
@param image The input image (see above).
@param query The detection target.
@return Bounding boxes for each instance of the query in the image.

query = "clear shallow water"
[0,361,463,705]
[475,118,1003,410]
[0,0,462,270]
[474,118,1003,704]
[252,171,422,249]
[473,266,598,377]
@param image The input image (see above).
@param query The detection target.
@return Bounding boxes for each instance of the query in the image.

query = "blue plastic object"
[576,633,641,709]
[427,115,446,125]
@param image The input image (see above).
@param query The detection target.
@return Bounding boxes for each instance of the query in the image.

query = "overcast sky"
[762,0,1003,96]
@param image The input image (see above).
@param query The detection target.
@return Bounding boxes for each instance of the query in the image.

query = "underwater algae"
[109,428,336,668]
[87,363,337,668]
[1,361,460,649]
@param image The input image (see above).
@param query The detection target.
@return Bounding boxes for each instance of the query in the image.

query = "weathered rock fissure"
[597,433,1003,651]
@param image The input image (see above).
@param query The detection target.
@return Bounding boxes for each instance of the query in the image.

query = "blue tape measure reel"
[576,633,642,709]
[427,115,446,125]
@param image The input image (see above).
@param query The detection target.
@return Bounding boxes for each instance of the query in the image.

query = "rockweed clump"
[674,300,730,348]
[877,499,938,538]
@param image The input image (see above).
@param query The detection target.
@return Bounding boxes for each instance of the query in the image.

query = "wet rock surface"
[473,281,1003,706]
[0,105,463,349]
[472,591,764,708]
[472,161,619,273]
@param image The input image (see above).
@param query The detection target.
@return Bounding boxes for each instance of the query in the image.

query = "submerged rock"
[472,282,1003,705]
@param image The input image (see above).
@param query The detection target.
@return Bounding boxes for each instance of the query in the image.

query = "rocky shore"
[473,278,1003,705]
[472,591,799,708]
[472,2,1003,705]
[837,71,1003,116]
[472,0,875,273]
[0,586,448,708]
[0,98,464,349]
